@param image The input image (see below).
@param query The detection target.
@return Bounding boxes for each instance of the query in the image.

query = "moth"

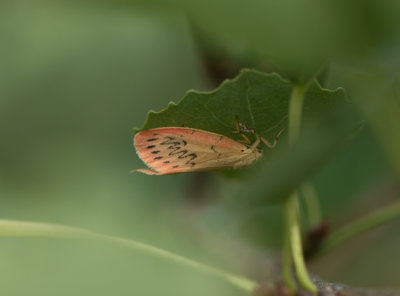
[133,121,283,175]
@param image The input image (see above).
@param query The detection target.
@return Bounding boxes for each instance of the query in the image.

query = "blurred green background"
[1,1,399,295]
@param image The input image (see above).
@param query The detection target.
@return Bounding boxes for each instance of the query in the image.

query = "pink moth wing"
[134,127,262,175]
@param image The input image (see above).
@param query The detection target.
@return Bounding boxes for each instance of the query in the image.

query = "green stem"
[285,193,318,294]
[283,215,297,293]
[313,201,400,258]
[283,83,318,294]
[0,219,257,293]
[288,84,307,145]
[301,183,322,228]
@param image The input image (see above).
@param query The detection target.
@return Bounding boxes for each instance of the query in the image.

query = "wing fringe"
[130,169,163,175]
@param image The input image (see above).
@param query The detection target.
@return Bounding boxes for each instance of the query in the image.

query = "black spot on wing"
[160,138,180,146]
[154,156,163,160]
[167,146,181,154]
[210,146,222,158]
[183,153,197,164]
[147,145,156,149]
[170,149,187,157]
[172,165,179,168]
[147,138,158,142]
[151,150,160,154]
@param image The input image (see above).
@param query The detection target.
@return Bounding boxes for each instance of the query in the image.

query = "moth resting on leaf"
[133,121,283,175]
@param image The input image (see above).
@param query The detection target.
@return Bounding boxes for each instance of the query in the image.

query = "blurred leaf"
[325,56,400,179]
[0,221,247,296]
[344,69,400,179]
[0,219,257,293]
[133,0,400,82]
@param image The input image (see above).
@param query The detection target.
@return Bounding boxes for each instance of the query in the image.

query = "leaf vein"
[245,79,256,127]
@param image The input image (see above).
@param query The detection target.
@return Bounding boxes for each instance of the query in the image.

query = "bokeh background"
[1,1,399,295]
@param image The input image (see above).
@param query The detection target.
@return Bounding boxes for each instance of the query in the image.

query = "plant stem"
[283,215,297,293]
[301,183,322,228]
[313,201,400,258]
[288,84,307,145]
[284,83,318,294]
[0,219,258,293]
[286,193,317,293]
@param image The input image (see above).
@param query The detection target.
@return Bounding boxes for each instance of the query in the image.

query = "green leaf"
[136,69,290,147]
[135,69,358,203]
[136,69,346,147]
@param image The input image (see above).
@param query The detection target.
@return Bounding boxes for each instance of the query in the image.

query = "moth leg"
[232,115,241,134]
[239,133,252,144]
[235,115,256,134]
[260,137,276,148]
[233,115,254,144]
[261,128,286,149]
[232,116,251,144]
[250,136,261,150]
